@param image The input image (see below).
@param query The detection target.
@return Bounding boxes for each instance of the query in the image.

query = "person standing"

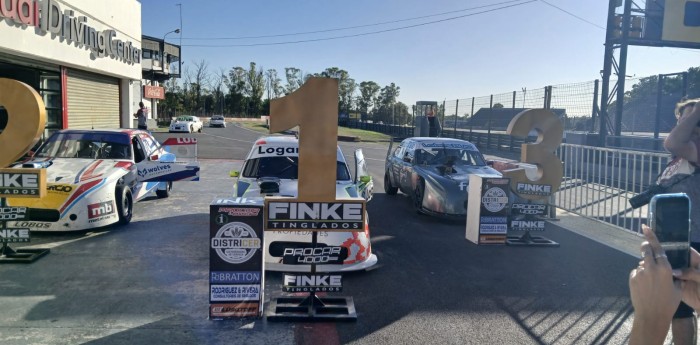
[134,102,148,130]
[659,97,700,345]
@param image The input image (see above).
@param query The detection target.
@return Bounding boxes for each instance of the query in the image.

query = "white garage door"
[66,69,120,129]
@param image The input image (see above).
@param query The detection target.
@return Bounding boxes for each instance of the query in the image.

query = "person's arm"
[629,225,682,345]
[664,103,700,163]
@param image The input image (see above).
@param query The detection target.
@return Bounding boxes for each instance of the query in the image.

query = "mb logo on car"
[266,201,365,230]
[87,201,116,223]
[283,274,343,292]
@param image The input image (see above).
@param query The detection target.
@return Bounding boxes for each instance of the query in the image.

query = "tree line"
[159,60,413,125]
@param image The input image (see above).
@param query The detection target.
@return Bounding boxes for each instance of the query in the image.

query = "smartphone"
[649,193,691,269]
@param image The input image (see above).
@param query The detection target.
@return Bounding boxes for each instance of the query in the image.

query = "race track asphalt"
[0,124,646,345]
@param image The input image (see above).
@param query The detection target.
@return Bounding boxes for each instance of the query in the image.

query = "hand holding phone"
[649,193,691,269]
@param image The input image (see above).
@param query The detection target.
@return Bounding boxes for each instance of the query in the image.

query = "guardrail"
[554,143,670,234]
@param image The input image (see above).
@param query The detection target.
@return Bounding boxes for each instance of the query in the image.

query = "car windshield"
[242,157,351,180]
[212,116,223,120]
[416,147,485,166]
[35,132,131,159]
[177,116,193,121]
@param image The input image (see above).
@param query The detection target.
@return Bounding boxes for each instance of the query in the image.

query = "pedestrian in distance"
[134,102,148,130]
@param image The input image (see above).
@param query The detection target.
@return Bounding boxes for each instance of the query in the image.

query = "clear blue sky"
[141,0,700,106]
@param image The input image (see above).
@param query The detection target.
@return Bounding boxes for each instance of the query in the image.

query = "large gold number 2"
[269,77,339,201]
[0,78,46,168]
[503,109,563,201]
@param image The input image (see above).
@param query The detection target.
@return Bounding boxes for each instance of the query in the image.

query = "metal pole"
[654,74,663,140]
[599,0,619,146]
[614,0,633,137]
[470,97,475,134]
[512,91,516,108]
[487,95,493,148]
[591,79,599,133]
[454,99,459,137]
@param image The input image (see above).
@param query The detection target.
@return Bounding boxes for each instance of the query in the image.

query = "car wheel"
[190,125,193,133]
[384,172,398,195]
[156,181,172,199]
[116,185,133,225]
[413,180,424,213]
[198,126,202,133]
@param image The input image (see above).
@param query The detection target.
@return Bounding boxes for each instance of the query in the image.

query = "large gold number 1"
[269,77,339,201]
[503,109,563,201]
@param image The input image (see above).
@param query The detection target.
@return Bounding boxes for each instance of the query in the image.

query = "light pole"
[156,29,179,120]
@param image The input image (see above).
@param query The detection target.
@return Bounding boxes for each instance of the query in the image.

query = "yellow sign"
[0,78,47,168]
[502,109,563,201]
[662,0,700,44]
[265,77,366,232]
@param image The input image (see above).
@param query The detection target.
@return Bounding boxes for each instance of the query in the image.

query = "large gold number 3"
[503,109,563,201]
[269,77,339,201]
[0,78,47,168]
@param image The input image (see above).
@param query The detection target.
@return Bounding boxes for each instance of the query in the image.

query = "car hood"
[234,177,359,199]
[415,164,501,183]
[18,158,129,184]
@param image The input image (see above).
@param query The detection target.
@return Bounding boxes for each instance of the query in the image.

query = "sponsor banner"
[162,138,198,161]
[511,218,547,231]
[516,183,552,197]
[0,168,46,198]
[0,207,28,221]
[265,200,365,232]
[210,198,264,313]
[283,274,343,293]
[276,243,348,265]
[479,223,508,234]
[480,179,510,216]
[210,271,261,284]
[511,203,548,216]
[479,234,507,244]
[0,228,30,243]
[210,302,260,319]
[210,284,261,302]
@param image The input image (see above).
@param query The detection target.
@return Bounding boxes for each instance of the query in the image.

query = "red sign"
[144,85,165,99]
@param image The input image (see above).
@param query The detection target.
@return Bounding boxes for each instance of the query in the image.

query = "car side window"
[393,144,404,159]
[132,137,147,163]
[139,134,160,156]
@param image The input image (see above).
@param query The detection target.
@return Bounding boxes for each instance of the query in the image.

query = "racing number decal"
[0,78,47,168]
[269,78,339,201]
[503,109,563,201]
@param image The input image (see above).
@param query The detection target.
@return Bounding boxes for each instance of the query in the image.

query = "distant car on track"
[169,115,203,133]
[230,135,376,272]
[209,115,226,128]
[384,137,501,218]
[6,129,200,232]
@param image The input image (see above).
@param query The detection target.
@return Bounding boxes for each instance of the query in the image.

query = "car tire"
[156,181,172,199]
[384,172,398,195]
[190,125,193,133]
[198,126,202,133]
[413,180,424,213]
[116,185,133,225]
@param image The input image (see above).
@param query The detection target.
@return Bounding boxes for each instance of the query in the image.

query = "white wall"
[0,0,142,80]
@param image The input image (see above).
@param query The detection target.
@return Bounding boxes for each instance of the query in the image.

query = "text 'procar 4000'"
[230,135,376,272]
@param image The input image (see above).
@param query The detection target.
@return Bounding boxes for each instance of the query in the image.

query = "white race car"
[6,129,200,232]
[169,115,203,133]
[230,135,376,272]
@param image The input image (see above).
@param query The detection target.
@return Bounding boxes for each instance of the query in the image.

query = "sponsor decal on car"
[211,222,262,264]
[210,284,260,301]
[283,274,343,292]
[10,221,51,229]
[420,142,477,150]
[255,146,299,157]
[87,201,116,223]
[47,184,73,194]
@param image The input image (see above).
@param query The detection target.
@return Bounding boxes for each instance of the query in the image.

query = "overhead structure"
[599,0,700,146]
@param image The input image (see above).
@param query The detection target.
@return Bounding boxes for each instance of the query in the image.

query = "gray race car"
[384,137,502,217]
